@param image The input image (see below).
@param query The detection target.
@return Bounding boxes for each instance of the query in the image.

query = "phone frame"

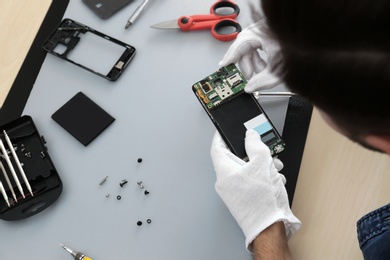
[42,18,136,81]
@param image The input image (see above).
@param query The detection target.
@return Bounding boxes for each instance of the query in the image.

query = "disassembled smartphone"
[193,64,285,160]
[42,18,136,81]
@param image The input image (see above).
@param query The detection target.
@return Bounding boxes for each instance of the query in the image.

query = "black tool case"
[0,116,62,220]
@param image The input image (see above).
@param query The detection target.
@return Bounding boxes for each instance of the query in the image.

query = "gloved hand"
[219,20,282,93]
[210,130,301,251]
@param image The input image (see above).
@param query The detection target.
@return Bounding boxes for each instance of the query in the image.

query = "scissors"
[151,1,241,42]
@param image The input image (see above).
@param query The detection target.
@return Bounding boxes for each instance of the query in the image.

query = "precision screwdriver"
[60,243,93,260]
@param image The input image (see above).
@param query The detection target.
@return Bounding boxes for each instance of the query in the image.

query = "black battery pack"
[0,116,62,220]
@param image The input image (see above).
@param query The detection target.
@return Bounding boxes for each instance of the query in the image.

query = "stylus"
[0,180,10,207]
[3,130,33,197]
[0,160,17,202]
[0,138,25,199]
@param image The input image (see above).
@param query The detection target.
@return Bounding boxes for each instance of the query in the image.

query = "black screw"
[137,158,143,163]
[119,179,128,187]
[144,190,150,195]
[137,221,142,226]
[117,195,121,200]
[147,219,152,224]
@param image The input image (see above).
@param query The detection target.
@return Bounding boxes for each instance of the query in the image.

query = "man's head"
[259,0,390,153]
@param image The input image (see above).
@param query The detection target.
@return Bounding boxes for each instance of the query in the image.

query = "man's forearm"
[252,222,292,260]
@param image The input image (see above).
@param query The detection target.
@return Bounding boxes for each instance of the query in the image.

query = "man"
[211,0,390,259]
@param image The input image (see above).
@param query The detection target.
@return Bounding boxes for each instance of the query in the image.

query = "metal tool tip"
[125,22,132,29]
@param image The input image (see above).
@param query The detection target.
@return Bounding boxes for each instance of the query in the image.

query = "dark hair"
[258,0,390,137]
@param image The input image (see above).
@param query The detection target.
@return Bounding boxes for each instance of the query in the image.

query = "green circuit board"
[193,64,247,110]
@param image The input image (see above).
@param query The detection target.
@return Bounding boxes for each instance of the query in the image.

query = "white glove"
[219,20,282,93]
[210,130,301,251]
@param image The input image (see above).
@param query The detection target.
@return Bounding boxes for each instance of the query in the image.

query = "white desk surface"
[5,1,388,260]
[0,1,291,259]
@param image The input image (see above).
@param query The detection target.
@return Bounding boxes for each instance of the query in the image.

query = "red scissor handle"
[212,18,241,42]
[177,1,241,41]
[210,1,240,19]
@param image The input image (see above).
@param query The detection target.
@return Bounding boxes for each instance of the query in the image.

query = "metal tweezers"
[254,91,296,97]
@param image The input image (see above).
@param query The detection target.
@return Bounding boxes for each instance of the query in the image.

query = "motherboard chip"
[201,83,212,94]
[192,64,247,110]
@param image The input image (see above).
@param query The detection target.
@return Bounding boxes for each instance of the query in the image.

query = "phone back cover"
[52,92,115,146]
[82,0,134,19]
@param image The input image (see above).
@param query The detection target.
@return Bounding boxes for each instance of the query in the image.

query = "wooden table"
[290,109,390,259]
[0,0,51,106]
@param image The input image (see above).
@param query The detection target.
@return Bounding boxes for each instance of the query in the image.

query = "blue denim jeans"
[357,203,390,259]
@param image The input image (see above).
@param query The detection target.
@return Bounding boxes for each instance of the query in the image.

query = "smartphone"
[192,64,285,161]
[42,18,136,81]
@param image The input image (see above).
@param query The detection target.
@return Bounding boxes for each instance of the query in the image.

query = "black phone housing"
[42,18,136,81]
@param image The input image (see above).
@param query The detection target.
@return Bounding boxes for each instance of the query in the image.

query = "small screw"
[20,144,26,152]
[137,221,142,226]
[99,176,109,185]
[144,190,150,195]
[119,179,128,187]
[117,195,121,200]
[137,158,143,163]
[106,194,110,198]
[147,219,152,224]
[25,152,32,158]
[137,181,144,189]
[40,151,46,159]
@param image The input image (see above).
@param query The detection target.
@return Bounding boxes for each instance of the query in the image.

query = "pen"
[125,0,150,29]
[60,244,93,260]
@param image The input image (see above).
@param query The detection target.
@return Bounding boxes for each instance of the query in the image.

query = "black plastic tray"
[0,116,62,220]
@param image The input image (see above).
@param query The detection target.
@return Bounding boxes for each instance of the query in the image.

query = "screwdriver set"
[0,116,62,220]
